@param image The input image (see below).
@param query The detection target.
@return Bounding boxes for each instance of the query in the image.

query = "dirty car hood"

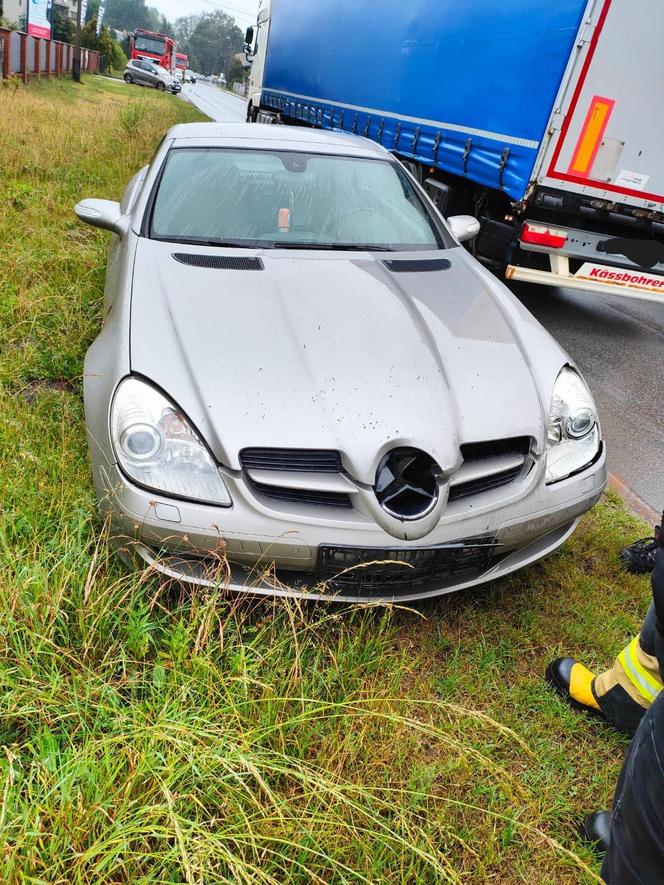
[130,240,550,483]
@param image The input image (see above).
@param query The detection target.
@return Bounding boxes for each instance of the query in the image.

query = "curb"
[608,473,659,525]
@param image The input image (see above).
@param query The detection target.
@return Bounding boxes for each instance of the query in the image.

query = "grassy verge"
[0,76,653,882]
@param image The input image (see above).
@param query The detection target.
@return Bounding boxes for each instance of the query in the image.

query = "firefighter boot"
[580,811,612,857]
[546,657,603,717]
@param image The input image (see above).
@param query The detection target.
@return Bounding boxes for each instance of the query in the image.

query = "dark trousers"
[603,690,664,884]
[603,546,664,884]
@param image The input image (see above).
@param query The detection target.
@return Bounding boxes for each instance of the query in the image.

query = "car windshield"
[135,36,165,55]
[149,148,450,250]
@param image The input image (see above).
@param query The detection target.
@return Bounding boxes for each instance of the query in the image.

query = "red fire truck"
[130,29,177,73]
[175,52,189,81]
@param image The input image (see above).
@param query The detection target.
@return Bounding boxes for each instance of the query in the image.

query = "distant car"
[184,70,197,84]
[74,123,606,603]
[124,60,181,94]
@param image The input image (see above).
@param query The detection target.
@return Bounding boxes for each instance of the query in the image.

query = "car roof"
[167,123,392,159]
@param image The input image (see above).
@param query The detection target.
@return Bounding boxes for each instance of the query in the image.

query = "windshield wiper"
[161,237,266,249]
[271,241,395,252]
[156,236,396,252]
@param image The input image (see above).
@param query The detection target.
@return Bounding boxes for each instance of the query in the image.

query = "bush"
[108,41,128,73]
[81,17,127,73]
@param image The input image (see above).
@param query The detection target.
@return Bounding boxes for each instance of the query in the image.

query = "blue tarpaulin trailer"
[246,0,664,303]
[259,0,588,202]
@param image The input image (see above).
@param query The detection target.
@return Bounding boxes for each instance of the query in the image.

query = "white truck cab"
[245,2,271,123]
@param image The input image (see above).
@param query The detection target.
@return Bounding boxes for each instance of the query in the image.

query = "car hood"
[130,240,561,483]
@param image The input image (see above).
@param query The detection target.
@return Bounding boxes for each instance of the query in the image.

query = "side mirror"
[245,26,254,45]
[75,199,128,236]
[447,214,481,243]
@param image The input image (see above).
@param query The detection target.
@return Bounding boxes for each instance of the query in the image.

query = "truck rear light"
[520,223,568,248]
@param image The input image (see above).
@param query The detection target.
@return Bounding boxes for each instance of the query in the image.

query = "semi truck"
[130,29,177,74]
[175,52,189,82]
[244,0,664,304]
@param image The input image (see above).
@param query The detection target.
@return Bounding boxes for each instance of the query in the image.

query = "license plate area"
[317,539,499,594]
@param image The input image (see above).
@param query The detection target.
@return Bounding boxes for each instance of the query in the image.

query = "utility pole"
[73,0,82,82]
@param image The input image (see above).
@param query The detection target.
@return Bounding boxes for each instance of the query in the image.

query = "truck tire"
[247,103,259,123]
[475,217,516,273]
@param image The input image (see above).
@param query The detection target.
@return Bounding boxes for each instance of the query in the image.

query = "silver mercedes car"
[76,123,607,602]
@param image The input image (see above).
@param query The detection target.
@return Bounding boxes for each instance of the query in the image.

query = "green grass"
[0,75,653,882]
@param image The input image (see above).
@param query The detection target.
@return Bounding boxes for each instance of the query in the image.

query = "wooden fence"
[0,28,100,82]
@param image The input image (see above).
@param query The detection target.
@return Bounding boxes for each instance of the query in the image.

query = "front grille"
[461,437,531,460]
[382,257,452,273]
[317,538,497,592]
[449,465,523,501]
[250,481,352,509]
[241,448,343,473]
[172,254,264,271]
[448,436,532,502]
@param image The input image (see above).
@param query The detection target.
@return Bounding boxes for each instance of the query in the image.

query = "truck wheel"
[247,104,259,123]
[474,217,516,275]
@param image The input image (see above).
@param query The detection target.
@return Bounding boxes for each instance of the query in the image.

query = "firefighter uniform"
[548,525,664,736]
[596,537,664,882]
[593,601,664,734]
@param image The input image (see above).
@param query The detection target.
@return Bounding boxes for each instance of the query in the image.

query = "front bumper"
[94,443,607,603]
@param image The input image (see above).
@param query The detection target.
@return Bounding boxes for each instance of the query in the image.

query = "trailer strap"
[463,138,472,175]
[499,147,510,189]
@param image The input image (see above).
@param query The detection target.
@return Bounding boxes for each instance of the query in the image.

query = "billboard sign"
[27,0,53,39]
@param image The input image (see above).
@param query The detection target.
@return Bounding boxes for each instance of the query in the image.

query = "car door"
[144,64,160,89]
[130,61,148,85]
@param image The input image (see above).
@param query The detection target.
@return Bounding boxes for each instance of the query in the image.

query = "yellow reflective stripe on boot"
[618,637,663,704]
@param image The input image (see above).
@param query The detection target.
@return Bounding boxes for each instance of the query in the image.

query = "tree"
[81,17,127,72]
[226,57,247,87]
[176,11,244,77]
[103,0,173,36]
[173,14,199,47]
[86,0,100,24]
[52,5,75,43]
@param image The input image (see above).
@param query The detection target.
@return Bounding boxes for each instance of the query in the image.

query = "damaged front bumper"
[96,443,607,603]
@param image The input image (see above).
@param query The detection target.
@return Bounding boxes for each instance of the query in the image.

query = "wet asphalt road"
[181,82,246,123]
[183,84,664,514]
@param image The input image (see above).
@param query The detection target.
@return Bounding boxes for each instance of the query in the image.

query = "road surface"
[181,83,246,123]
[183,83,664,514]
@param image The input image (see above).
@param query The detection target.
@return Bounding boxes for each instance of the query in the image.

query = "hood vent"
[382,257,451,273]
[172,253,264,271]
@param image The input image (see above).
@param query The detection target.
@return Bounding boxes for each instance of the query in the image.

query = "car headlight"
[111,377,232,506]
[545,367,600,484]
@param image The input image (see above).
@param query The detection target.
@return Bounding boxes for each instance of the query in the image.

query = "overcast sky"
[154,0,260,28]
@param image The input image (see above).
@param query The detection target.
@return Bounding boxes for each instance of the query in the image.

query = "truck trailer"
[245,0,664,303]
